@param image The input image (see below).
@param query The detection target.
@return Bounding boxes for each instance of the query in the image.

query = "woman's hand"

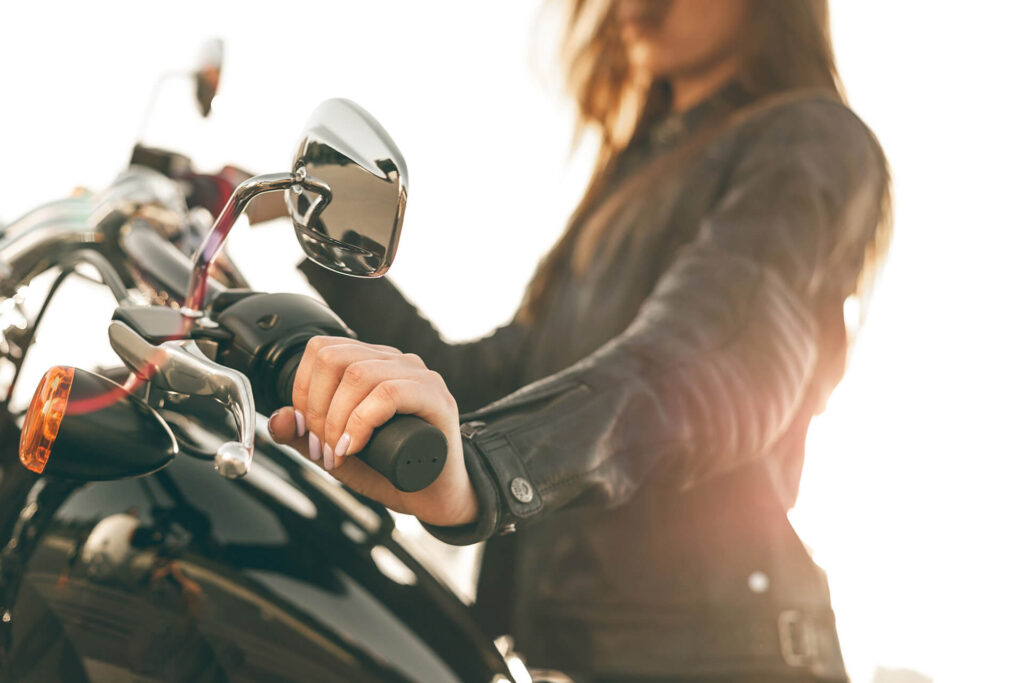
[266,336,479,528]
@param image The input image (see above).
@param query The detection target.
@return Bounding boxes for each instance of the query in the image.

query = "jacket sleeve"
[424,99,888,545]
[299,261,531,412]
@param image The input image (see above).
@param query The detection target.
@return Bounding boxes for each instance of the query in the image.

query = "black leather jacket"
[302,92,887,681]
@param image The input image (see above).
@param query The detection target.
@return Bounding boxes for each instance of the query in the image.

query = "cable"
[58,251,132,305]
[3,252,130,405]
[4,269,74,405]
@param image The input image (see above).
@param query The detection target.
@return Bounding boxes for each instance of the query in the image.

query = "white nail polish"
[268,410,281,439]
[336,433,351,458]
[308,432,321,461]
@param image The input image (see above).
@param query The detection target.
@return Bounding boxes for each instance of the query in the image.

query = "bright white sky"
[2,2,1023,681]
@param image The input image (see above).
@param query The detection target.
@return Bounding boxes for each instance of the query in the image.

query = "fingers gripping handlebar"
[273,353,448,492]
[109,293,447,490]
[213,292,448,492]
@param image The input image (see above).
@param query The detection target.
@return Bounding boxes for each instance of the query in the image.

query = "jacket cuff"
[421,435,499,545]
[421,424,544,545]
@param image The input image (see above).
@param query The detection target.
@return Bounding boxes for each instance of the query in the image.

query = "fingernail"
[336,432,351,458]
[308,432,321,461]
[295,410,306,437]
[323,443,335,471]
[267,410,280,438]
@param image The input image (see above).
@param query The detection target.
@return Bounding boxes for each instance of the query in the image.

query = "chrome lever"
[108,320,255,478]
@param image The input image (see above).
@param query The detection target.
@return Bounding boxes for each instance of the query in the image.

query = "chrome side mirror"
[183,99,405,313]
[194,38,223,118]
[286,99,408,278]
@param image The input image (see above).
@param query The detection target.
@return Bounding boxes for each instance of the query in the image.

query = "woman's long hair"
[519,0,892,324]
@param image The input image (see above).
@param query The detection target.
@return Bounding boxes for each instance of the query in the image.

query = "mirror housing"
[183,99,407,313]
[286,99,408,278]
[195,38,223,118]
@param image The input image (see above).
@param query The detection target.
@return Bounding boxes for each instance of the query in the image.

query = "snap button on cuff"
[509,477,534,503]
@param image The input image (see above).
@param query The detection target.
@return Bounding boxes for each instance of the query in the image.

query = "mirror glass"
[286,99,408,278]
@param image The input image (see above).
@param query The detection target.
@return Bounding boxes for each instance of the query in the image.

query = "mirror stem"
[134,70,193,150]
[182,172,297,315]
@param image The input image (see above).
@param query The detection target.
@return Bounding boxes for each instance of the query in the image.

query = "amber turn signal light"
[17,366,177,481]
[19,366,75,474]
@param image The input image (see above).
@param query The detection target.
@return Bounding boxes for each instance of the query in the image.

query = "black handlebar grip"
[359,415,448,493]
[277,352,447,492]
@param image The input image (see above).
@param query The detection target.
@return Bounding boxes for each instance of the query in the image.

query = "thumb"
[268,407,310,457]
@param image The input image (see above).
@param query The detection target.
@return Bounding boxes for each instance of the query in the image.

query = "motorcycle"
[0,52,554,683]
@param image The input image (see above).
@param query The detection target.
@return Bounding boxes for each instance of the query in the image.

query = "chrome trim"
[0,168,190,299]
[108,320,256,478]
[286,98,406,278]
[91,167,190,238]
[0,196,99,294]
[182,171,328,314]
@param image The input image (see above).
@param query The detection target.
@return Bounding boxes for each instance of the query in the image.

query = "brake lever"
[108,320,255,478]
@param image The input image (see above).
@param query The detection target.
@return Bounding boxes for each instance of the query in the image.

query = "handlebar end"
[215,441,252,478]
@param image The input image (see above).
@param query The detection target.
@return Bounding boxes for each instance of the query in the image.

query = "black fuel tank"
[0,417,506,682]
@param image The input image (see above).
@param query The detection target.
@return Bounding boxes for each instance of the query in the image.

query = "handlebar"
[274,350,448,492]
[119,219,225,306]
[3,167,447,493]
[213,291,448,492]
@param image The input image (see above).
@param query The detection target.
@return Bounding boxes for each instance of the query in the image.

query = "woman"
[269,0,891,680]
